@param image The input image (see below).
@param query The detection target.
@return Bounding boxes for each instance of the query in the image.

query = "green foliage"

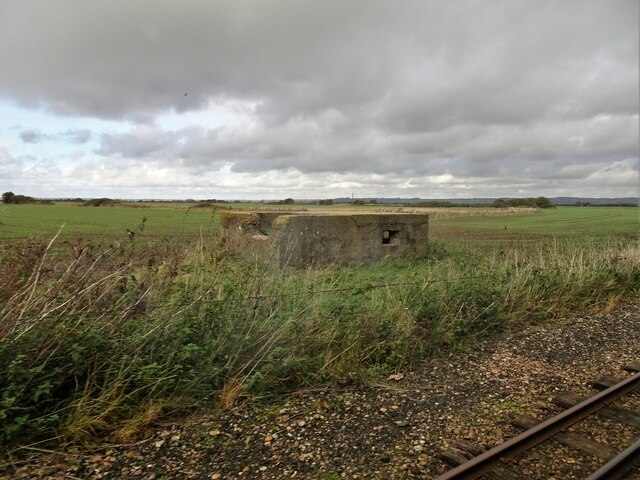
[0,352,62,443]
[1,192,37,204]
[12,194,36,204]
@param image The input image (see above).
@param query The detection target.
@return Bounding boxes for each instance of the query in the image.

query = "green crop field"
[429,206,639,244]
[0,202,218,240]
[1,202,636,243]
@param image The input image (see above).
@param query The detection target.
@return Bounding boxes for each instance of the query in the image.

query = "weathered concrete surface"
[220,212,283,262]
[220,211,428,267]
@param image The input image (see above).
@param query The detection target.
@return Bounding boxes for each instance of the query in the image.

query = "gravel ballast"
[3,299,639,479]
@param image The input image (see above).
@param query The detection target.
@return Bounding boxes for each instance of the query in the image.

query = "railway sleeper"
[437,370,640,479]
[553,392,640,429]
[593,376,627,391]
[586,438,640,480]
[623,363,640,373]
[510,414,617,460]
[439,441,521,480]
[593,373,639,394]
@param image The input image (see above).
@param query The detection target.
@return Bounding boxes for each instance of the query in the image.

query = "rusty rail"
[586,438,640,480]
[436,371,640,480]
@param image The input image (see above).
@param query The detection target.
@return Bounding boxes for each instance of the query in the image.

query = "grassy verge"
[0,232,638,451]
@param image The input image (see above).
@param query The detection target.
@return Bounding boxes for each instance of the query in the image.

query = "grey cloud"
[96,126,175,157]
[20,129,47,143]
[1,0,638,198]
[63,129,92,144]
[94,112,638,187]
[19,128,92,144]
[1,0,636,123]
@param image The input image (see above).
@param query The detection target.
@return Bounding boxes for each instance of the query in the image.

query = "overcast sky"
[0,0,638,199]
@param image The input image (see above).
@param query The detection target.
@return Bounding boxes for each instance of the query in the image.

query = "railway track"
[437,363,640,479]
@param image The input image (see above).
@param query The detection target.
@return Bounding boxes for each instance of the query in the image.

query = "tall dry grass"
[0,233,637,451]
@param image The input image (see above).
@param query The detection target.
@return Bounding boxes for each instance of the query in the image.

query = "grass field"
[0,202,218,239]
[1,202,637,242]
[430,206,639,243]
[0,202,638,450]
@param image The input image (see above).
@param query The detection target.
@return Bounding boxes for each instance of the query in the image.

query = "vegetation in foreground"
[1,228,638,452]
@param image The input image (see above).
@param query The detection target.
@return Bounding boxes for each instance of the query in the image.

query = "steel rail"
[586,438,640,480]
[435,371,640,480]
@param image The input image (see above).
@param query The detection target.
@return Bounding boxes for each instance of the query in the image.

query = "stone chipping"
[3,299,639,479]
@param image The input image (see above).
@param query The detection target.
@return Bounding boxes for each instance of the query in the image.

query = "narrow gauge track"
[437,363,640,480]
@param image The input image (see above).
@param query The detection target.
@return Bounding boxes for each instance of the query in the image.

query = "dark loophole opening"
[382,229,400,245]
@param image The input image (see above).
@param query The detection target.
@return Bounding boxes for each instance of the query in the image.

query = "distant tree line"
[492,197,555,209]
[1,191,52,205]
[350,199,379,206]
[574,201,638,207]
[414,200,458,207]
[411,198,557,208]
[267,198,296,205]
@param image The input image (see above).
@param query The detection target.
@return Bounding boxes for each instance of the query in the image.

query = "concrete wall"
[219,212,285,261]
[220,212,428,268]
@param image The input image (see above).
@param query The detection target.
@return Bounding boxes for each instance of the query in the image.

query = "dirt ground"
[3,299,639,480]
